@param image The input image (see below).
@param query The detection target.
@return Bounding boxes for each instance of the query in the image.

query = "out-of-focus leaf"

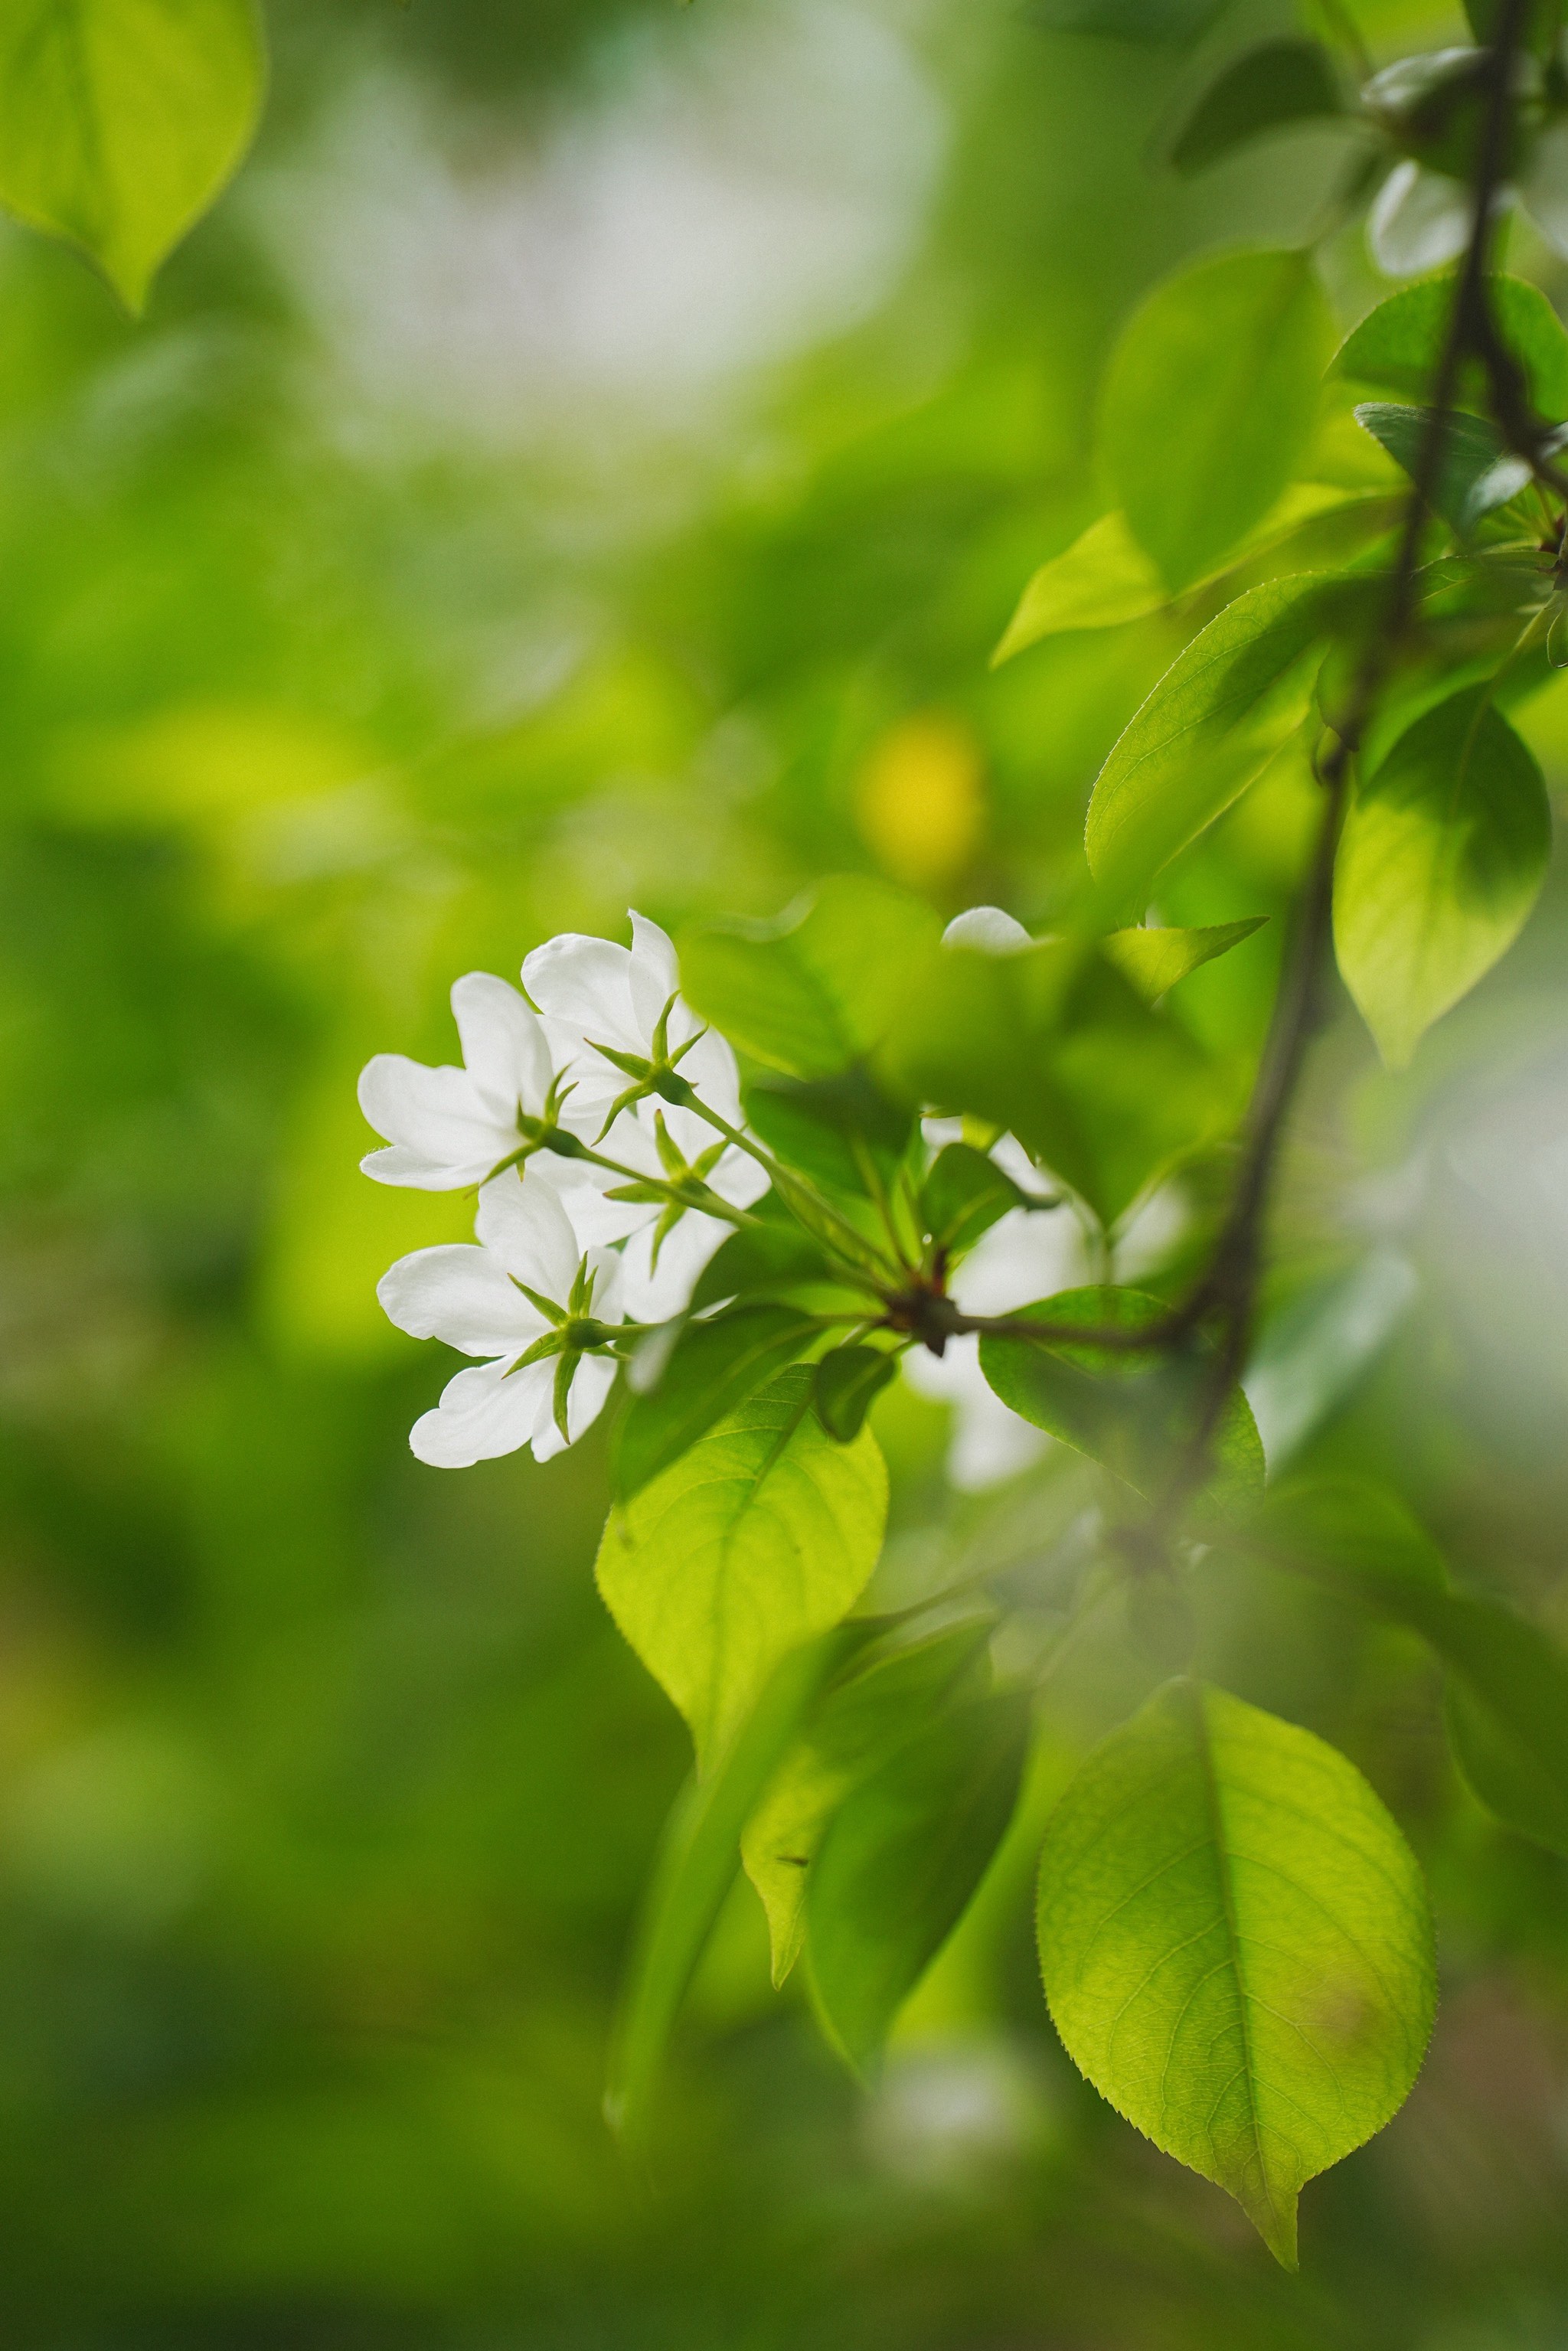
[1038,1677,1435,2267]
[807,1685,1029,2072]
[920,1141,1029,1255]
[743,1621,994,1984]
[612,1304,822,1500]
[1240,1477,1568,1854]
[1099,249,1334,591]
[978,1285,1265,1510]
[746,1066,913,1199]
[596,1368,887,1766]
[690,1207,839,1311]
[1085,575,1351,903]
[1024,0,1226,49]
[992,513,1168,664]
[1353,402,1536,533]
[1170,41,1345,177]
[606,1628,858,2144]
[680,877,942,1079]
[1334,687,1550,1069]
[1334,272,1568,419]
[1101,918,1266,1001]
[814,1345,897,1443]
[0,0,266,311]
[1243,1249,1418,1468]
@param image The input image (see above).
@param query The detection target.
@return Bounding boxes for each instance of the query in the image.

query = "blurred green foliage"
[8,0,1568,2342]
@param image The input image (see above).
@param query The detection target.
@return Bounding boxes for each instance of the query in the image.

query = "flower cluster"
[360,913,766,1467]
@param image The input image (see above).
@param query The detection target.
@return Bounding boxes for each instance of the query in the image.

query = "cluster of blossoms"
[361,916,766,1468]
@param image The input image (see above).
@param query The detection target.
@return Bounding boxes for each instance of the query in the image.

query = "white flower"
[522,909,744,1131]
[358,971,564,1190]
[1367,136,1568,279]
[377,1168,622,1466]
[941,905,1033,952]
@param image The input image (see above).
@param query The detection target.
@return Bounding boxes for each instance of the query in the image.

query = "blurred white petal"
[1368,161,1475,278]
[1522,121,1568,256]
[942,906,1031,952]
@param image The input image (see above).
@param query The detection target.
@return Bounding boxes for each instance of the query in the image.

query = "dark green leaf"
[1353,402,1534,534]
[612,1304,822,1500]
[1170,41,1345,177]
[746,1066,913,1200]
[978,1285,1265,1510]
[743,1620,995,1982]
[680,877,942,1079]
[690,1207,839,1311]
[807,1685,1029,2072]
[1099,249,1334,591]
[920,1141,1029,1255]
[597,1368,887,1766]
[1334,686,1550,1069]
[1334,272,1568,421]
[606,1628,860,2144]
[0,0,266,312]
[815,1344,897,1442]
[1038,1678,1435,2267]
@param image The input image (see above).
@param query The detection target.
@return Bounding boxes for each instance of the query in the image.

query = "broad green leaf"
[612,1304,822,1500]
[690,1207,838,1311]
[1334,271,1568,420]
[1353,403,1535,534]
[978,1286,1265,1510]
[0,0,266,312]
[991,513,1167,665]
[746,1066,913,1199]
[1037,1678,1436,2266]
[920,1141,1028,1255]
[1099,250,1334,592]
[814,1344,897,1443]
[1243,1249,1417,1469]
[680,877,942,1079]
[1085,575,1348,902]
[1101,917,1266,1002]
[1170,41,1345,176]
[808,1686,1029,2071]
[1334,687,1550,1069]
[606,1628,859,2143]
[596,1367,887,1767]
[881,944,1246,1226]
[1240,1478,1568,1854]
[743,1621,993,1983]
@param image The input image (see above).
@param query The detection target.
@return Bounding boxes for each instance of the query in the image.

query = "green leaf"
[606,1628,859,2144]
[1334,686,1550,1069]
[690,1206,838,1311]
[978,1286,1265,1510]
[920,1141,1030,1255]
[612,1304,822,1500]
[1099,250,1334,592]
[1100,917,1266,1002]
[746,1066,913,1200]
[1085,575,1348,903]
[1240,1478,1568,1855]
[808,1685,1029,2072]
[1170,41,1345,177]
[1334,271,1568,420]
[814,1344,897,1443]
[991,512,1168,664]
[1353,403,1535,534]
[743,1621,994,1983]
[596,1367,888,1767]
[1023,0,1223,39]
[1243,1249,1417,1469]
[680,877,942,1080]
[0,0,266,312]
[1037,1677,1436,2266]
[880,943,1246,1226]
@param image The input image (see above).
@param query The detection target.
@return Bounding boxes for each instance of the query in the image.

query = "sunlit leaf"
[1101,917,1266,1002]
[612,1304,822,1500]
[596,1368,887,1767]
[1170,41,1345,177]
[1037,1678,1435,2266]
[1099,249,1334,591]
[1334,686,1550,1069]
[0,0,266,311]
[992,512,1168,665]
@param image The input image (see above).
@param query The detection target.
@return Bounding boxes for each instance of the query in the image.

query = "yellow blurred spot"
[854,713,986,887]
[51,703,371,830]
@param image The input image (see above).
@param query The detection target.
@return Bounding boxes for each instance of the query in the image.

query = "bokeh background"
[8,0,1568,2340]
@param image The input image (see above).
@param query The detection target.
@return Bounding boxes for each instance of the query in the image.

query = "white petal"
[474,1166,580,1301]
[900,1337,1048,1493]
[565,1350,618,1445]
[522,934,640,1054]
[674,1027,744,1128]
[942,906,1032,953]
[377,1244,544,1354]
[626,910,681,1035]
[581,1244,626,1324]
[707,1144,771,1211]
[358,1053,512,1171]
[451,972,554,1124]
[1368,162,1474,278]
[1523,122,1568,256]
[551,1170,656,1246]
[411,1357,553,1467]
[616,1213,727,1321]
[360,1143,494,1190]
